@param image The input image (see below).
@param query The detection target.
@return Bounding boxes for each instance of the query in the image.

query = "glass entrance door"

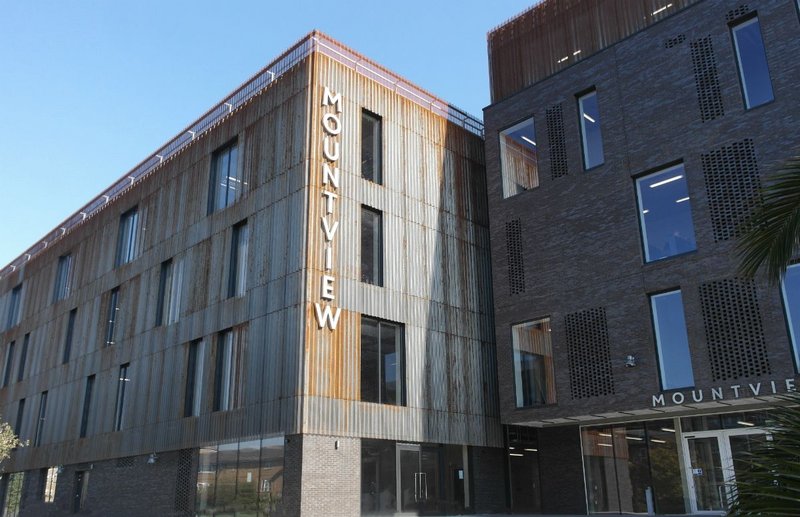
[396,444,440,514]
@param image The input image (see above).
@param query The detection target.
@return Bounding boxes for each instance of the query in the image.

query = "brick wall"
[469,445,507,513]
[298,434,359,516]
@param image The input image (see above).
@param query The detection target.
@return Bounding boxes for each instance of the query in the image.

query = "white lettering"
[672,392,685,405]
[321,275,335,300]
[322,190,338,215]
[324,246,332,270]
[314,303,342,330]
[731,385,741,398]
[712,387,724,400]
[652,394,666,407]
[322,113,342,135]
[322,163,340,189]
[322,86,342,113]
[323,137,340,161]
[749,383,761,396]
[691,390,704,403]
[787,378,796,392]
[771,380,778,394]
[321,217,339,241]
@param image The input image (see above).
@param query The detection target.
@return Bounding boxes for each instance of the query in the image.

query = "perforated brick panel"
[565,307,615,399]
[506,219,525,295]
[690,36,724,122]
[664,34,686,49]
[546,103,568,179]
[701,139,761,242]
[726,5,751,22]
[174,449,194,514]
[116,456,135,468]
[699,278,771,382]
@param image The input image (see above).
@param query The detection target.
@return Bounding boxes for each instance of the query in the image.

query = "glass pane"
[733,18,774,109]
[214,150,230,211]
[361,208,382,285]
[441,445,466,514]
[399,448,419,513]
[651,290,694,389]
[730,433,768,481]
[579,91,604,169]
[215,442,238,512]
[361,112,382,183]
[637,164,697,261]
[361,318,380,403]
[782,263,800,370]
[381,323,399,404]
[237,440,261,513]
[644,420,685,513]
[361,439,397,515]
[512,319,556,406]
[260,436,284,515]
[235,223,249,296]
[582,427,621,513]
[197,447,218,512]
[686,437,726,511]
[500,118,539,197]
[613,425,650,513]
[227,145,240,205]
[420,446,441,514]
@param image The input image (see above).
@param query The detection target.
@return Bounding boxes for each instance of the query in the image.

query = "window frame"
[2,342,14,388]
[511,318,557,408]
[115,207,139,267]
[650,289,695,390]
[213,328,245,412]
[16,333,29,383]
[730,14,774,110]
[79,375,95,438]
[113,363,129,431]
[34,391,47,447]
[360,315,405,406]
[577,89,605,170]
[360,109,383,184]
[6,284,22,330]
[184,340,205,417]
[360,206,384,286]
[104,287,120,347]
[53,253,74,302]
[228,221,249,298]
[63,308,77,364]
[499,116,540,198]
[207,139,242,214]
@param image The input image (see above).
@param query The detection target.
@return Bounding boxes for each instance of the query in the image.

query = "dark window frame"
[360,206,384,286]
[113,363,129,431]
[79,375,95,438]
[63,308,77,364]
[207,139,241,214]
[155,259,173,326]
[34,391,47,447]
[115,207,139,267]
[577,88,605,170]
[729,12,775,110]
[104,287,120,347]
[53,253,74,302]
[360,109,383,184]
[360,315,405,406]
[184,340,203,417]
[6,284,22,330]
[16,333,29,383]
[649,288,696,391]
[2,342,14,388]
[228,221,249,298]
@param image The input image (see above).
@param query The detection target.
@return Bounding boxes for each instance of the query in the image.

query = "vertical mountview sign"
[314,86,342,330]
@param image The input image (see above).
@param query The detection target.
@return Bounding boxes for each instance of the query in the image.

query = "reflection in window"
[512,319,556,407]
[651,290,694,389]
[53,254,74,302]
[361,110,382,184]
[361,439,397,514]
[636,164,697,262]
[731,17,774,109]
[156,258,184,326]
[361,316,404,405]
[361,206,383,286]
[43,467,58,503]
[213,327,246,412]
[500,118,539,197]
[781,264,800,372]
[208,141,242,213]
[2,472,24,516]
[5,284,22,330]
[184,340,205,417]
[115,207,139,266]
[578,90,604,169]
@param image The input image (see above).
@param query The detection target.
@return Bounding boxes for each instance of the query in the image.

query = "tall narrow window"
[43,467,57,503]
[361,110,382,184]
[500,118,539,197]
[5,284,22,330]
[53,254,74,302]
[2,342,15,388]
[34,391,47,447]
[16,333,29,383]
[104,287,120,347]
[14,399,24,436]
[156,258,183,326]
[578,90,604,169]
[360,316,404,405]
[781,264,800,372]
[213,328,245,411]
[115,207,139,266]
[731,16,774,109]
[651,290,694,390]
[512,318,557,407]
[184,340,205,417]
[79,375,94,438]
[361,206,383,286]
[228,222,249,298]
[636,164,697,262]
[114,364,129,431]
[208,140,241,213]
[63,308,77,364]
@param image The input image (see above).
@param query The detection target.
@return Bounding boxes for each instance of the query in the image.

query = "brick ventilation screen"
[691,36,724,122]
[565,307,615,399]
[175,448,194,514]
[546,103,568,179]
[116,456,135,468]
[701,138,761,242]
[664,34,686,49]
[699,278,771,382]
[726,5,751,22]
[506,219,525,295]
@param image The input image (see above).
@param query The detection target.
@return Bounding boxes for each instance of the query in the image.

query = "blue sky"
[0,0,534,268]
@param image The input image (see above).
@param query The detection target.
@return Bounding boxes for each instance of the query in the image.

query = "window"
[156,258,183,326]
[104,287,120,347]
[53,254,74,302]
[73,471,89,513]
[650,290,694,390]
[34,391,47,447]
[360,316,404,405]
[2,473,23,516]
[500,118,539,197]
[16,334,29,383]
[636,164,697,262]
[41,467,57,503]
[781,264,800,371]
[114,364,129,431]
[14,399,24,437]
[213,328,245,412]
[2,342,14,388]
[63,308,77,364]
[115,207,139,266]
[208,140,241,213]
[5,284,22,330]
[228,222,249,298]
[512,318,557,407]
[184,340,205,417]
[731,16,774,109]
[578,90,604,169]
[79,375,94,438]
[361,110,382,184]
[361,206,383,286]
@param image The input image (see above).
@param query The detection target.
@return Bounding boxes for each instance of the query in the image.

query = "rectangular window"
[213,328,245,411]
[228,222,249,298]
[731,16,774,109]
[6,284,22,330]
[73,471,89,512]
[208,140,241,213]
[2,342,14,388]
[578,90,604,169]
[360,316,404,405]
[63,308,77,364]
[651,290,694,390]
[14,399,24,437]
[42,467,57,503]
[16,333,29,383]
[360,206,383,286]
[2,473,23,516]
[500,118,539,197]
[636,163,697,262]
[184,340,205,417]
[53,254,74,302]
[156,258,183,326]
[34,391,47,447]
[361,110,382,184]
[104,287,120,347]
[114,364,129,431]
[781,264,800,371]
[79,375,94,438]
[115,207,139,266]
[512,318,557,407]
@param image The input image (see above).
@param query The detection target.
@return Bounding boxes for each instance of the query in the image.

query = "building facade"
[485,0,800,514]
[0,32,503,516]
